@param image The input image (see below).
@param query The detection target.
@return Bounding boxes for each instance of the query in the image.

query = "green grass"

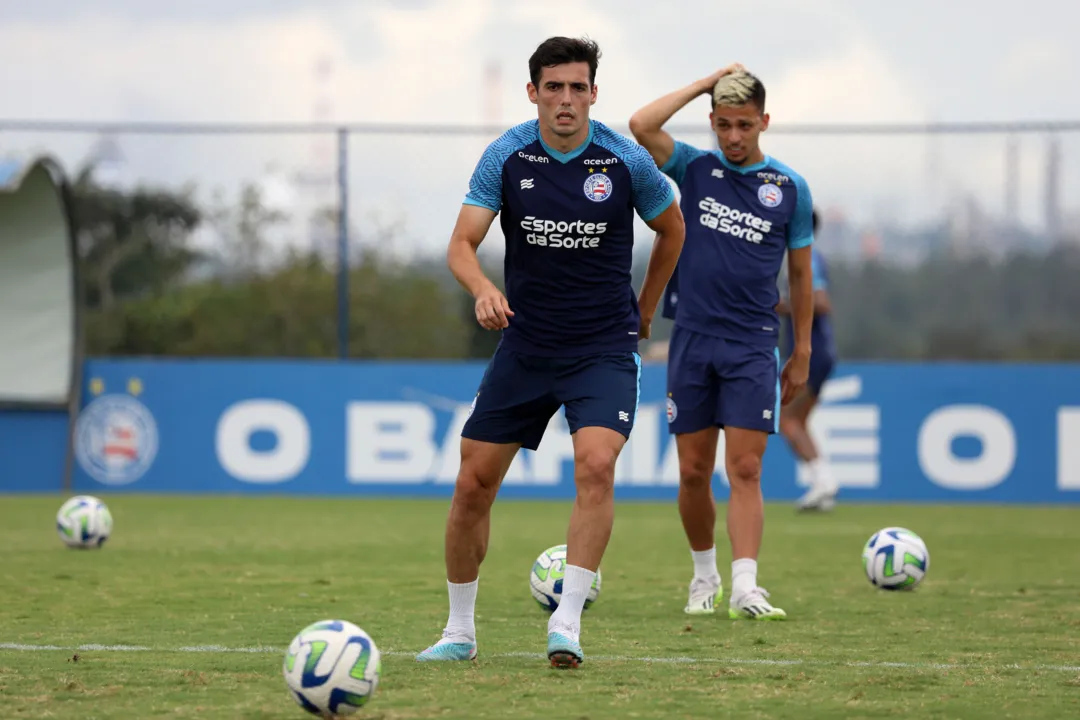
[1,496,1079,719]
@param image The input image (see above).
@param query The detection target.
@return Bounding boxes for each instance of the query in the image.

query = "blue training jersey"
[465,119,675,357]
[659,141,814,348]
[781,247,837,360]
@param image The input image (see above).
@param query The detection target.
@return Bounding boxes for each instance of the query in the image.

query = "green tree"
[71,168,201,310]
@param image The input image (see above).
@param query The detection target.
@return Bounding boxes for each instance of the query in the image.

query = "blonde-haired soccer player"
[630,67,815,620]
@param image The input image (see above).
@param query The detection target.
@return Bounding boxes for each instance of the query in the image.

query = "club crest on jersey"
[583,172,613,202]
[757,183,783,208]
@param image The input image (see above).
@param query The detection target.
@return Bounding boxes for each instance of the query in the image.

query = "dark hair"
[812,208,820,233]
[528,36,601,87]
[711,72,767,113]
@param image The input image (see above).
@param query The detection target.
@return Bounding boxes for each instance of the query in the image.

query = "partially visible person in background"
[777,209,839,512]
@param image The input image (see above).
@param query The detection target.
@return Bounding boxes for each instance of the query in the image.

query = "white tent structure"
[0,155,81,491]
[0,156,79,408]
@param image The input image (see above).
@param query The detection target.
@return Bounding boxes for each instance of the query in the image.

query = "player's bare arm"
[776,289,829,316]
[811,289,832,315]
[781,245,813,405]
[636,202,686,340]
[446,204,514,331]
[629,65,744,168]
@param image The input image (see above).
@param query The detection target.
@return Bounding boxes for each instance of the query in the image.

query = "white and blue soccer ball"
[283,620,381,717]
[56,495,113,549]
[862,527,930,590]
[529,544,601,611]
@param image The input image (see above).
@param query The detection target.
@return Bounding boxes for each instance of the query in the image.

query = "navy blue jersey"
[465,120,674,357]
[781,246,837,360]
[659,141,814,348]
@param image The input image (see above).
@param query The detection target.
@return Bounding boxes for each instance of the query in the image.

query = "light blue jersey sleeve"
[785,172,814,250]
[593,123,675,221]
[463,121,539,213]
[811,249,828,290]
[659,140,707,187]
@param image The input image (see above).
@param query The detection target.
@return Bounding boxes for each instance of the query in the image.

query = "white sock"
[809,458,838,492]
[548,564,595,639]
[443,578,478,642]
[731,558,758,601]
[691,546,720,584]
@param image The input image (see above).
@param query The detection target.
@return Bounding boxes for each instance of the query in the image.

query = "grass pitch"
[1,496,1078,719]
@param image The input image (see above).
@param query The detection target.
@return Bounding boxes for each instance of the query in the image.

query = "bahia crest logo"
[583,172,613,202]
[75,377,159,486]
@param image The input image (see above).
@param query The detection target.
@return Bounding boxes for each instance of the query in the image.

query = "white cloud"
[1000,39,1070,87]
[768,38,928,123]
[0,2,1076,249]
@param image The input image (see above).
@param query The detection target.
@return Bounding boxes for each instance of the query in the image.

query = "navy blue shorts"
[666,325,779,435]
[462,344,642,451]
[807,353,836,397]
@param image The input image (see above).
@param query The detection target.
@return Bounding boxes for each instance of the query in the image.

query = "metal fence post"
[337,127,349,360]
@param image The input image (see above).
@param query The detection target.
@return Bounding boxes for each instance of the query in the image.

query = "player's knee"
[573,446,618,498]
[451,472,498,518]
[678,453,714,490]
[727,452,763,487]
[453,454,502,516]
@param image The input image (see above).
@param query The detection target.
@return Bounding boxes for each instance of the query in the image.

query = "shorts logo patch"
[666,397,678,424]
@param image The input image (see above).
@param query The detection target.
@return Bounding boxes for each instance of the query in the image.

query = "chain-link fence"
[2,118,1079,360]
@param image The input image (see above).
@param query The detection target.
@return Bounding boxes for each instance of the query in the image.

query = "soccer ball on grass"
[529,543,601,611]
[283,619,381,717]
[862,527,929,590]
[56,495,113,549]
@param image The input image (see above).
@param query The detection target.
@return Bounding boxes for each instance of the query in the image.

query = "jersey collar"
[539,120,594,164]
[715,152,771,174]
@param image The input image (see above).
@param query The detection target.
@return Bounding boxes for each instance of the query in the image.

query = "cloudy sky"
[1,0,1077,255]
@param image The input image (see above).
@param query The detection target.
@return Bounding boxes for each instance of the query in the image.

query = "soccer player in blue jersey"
[416,36,686,668]
[778,209,840,511]
[630,66,814,620]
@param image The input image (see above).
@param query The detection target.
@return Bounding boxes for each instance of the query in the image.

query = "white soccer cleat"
[728,587,787,621]
[796,484,837,512]
[684,576,724,615]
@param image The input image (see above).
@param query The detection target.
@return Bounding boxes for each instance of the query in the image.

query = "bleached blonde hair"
[712,71,765,111]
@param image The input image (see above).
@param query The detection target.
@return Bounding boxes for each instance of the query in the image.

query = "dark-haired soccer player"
[631,66,814,620]
[416,36,686,667]
[777,209,840,512]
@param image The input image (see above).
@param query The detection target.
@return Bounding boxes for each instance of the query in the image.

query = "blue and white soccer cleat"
[415,632,477,662]
[547,630,584,668]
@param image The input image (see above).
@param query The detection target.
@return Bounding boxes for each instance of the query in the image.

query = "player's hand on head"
[702,64,746,92]
[474,285,514,330]
[780,352,809,406]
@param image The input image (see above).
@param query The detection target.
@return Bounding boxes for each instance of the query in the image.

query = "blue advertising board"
[0,409,70,492]
[42,358,1080,503]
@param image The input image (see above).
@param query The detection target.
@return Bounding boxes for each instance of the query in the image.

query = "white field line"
[2,642,1078,673]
